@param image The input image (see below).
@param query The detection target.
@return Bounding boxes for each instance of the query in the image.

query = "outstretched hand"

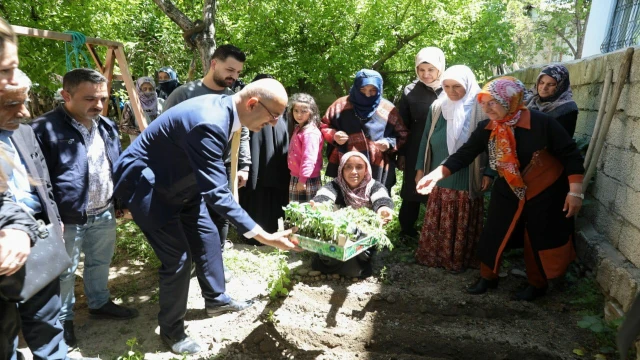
[416,166,446,195]
[255,229,302,252]
[377,206,394,225]
[0,229,31,276]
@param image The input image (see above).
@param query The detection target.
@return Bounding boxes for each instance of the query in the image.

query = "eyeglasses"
[257,100,280,120]
[478,100,500,108]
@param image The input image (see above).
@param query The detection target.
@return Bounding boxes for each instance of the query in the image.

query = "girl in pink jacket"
[287,93,324,202]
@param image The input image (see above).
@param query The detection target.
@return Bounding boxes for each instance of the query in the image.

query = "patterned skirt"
[289,176,322,203]
[415,186,484,272]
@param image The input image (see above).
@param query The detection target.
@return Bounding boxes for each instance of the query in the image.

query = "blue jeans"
[59,206,116,321]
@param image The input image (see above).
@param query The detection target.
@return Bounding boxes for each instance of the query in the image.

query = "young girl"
[287,93,323,202]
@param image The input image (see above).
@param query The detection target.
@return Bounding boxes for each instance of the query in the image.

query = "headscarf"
[135,76,159,117]
[415,47,446,90]
[526,64,576,115]
[156,66,180,98]
[336,151,375,209]
[477,76,528,200]
[348,69,383,120]
[439,65,481,155]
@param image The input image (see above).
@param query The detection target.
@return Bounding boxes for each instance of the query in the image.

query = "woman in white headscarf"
[414,65,491,273]
[395,47,445,239]
[121,76,165,143]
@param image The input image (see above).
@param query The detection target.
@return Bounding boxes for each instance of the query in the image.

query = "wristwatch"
[568,192,584,199]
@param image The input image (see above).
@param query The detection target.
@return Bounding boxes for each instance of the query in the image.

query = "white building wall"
[582,0,616,57]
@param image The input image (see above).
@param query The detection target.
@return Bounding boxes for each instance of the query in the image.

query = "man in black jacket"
[32,69,138,349]
[0,69,69,358]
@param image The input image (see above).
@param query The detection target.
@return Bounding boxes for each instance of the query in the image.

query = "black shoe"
[89,300,139,320]
[161,333,201,355]
[466,278,499,295]
[224,265,233,283]
[206,298,253,317]
[62,320,77,348]
[513,285,548,301]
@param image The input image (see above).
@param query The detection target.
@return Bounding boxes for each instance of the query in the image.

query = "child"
[287,93,324,202]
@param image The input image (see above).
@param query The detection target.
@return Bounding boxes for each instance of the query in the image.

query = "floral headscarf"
[348,69,383,120]
[415,47,445,90]
[526,64,576,116]
[336,151,375,209]
[439,65,481,155]
[135,76,159,117]
[477,76,528,200]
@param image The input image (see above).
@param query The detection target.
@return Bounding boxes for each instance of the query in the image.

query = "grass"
[114,220,161,268]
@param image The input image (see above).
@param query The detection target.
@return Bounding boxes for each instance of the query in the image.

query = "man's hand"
[237,170,249,188]
[377,206,394,225]
[296,181,306,192]
[397,156,406,171]
[374,140,390,152]
[0,229,31,276]
[254,229,302,252]
[334,131,349,145]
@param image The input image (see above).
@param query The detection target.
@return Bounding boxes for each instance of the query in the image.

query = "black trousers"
[140,199,229,341]
[398,200,422,235]
[18,279,66,360]
[209,162,232,248]
[0,297,20,360]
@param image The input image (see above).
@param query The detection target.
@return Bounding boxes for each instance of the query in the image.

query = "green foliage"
[114,220,161,268]
[117,337,144,360]
[266,251,292,300]
[284,202,392,250]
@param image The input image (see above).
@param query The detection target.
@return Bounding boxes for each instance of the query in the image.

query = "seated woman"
[417,77,584,301]
[321,69,408,191]
[121,76,164,143]
[311,151,393,278]
[526,64,579,137]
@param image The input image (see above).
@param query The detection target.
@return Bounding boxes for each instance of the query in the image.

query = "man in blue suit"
[113,79,297,354]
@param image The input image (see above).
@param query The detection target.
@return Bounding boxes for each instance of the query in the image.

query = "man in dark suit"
[113,78,297,355]
[0,69,68,359]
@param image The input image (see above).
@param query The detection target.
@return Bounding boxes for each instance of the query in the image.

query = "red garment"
[415,186,483,271]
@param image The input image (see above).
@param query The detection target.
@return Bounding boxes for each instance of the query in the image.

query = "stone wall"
[510,47,640,318]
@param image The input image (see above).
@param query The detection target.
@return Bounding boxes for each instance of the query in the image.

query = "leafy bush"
[114,221,161,268]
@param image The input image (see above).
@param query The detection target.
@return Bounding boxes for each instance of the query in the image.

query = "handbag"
[0,212,71,302]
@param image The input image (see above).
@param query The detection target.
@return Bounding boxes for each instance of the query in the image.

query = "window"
[601,0,640,53]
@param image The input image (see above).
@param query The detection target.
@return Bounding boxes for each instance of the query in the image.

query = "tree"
[534,0,592,59]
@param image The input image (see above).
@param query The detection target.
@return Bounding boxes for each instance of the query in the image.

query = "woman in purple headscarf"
[121,76,165,143]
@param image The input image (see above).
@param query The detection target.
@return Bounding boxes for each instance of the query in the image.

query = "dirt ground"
[16,237,608,360]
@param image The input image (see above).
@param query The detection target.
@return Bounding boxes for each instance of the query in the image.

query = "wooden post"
[101,48,116,117]
[114,46,147,131]
[85,44,104,72]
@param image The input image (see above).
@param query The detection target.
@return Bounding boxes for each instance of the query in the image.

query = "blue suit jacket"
[113,95,257,234]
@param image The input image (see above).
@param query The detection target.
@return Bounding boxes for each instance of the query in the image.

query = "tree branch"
[371,30,424,71]
[153,0,194,31]
[555,28,577,58]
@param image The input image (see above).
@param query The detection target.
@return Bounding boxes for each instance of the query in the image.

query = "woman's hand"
[334,131,349,145]
[374,140,390,152]
[0,229,31,276]
[377,206,394,225]
[414,170,424,186]
[308,200,317,209]
[296,181,306,192]
[416,166,446,195]
[564,183,583,217]
[481,176,493,192]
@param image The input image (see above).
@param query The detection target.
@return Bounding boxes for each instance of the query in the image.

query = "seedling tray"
[291,234,377,261]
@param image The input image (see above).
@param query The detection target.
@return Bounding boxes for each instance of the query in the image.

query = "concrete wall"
[511,47,640,318]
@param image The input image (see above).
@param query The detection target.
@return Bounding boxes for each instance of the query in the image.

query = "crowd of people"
[0,13,586,358]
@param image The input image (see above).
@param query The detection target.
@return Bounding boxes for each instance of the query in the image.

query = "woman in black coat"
[417,77,584,301]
